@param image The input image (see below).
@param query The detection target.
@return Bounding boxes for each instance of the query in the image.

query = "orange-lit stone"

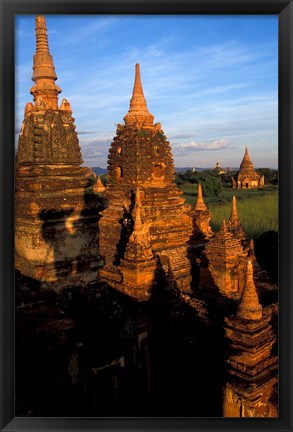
[227,196,246,243]
[93,176,106,193]
[99,63,193,297]
[232,147,264,189]
[204,220,247,298]
[237,260,263,321]
[15,15,103,292]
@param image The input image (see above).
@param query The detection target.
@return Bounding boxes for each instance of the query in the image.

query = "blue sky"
[15,15,278,168]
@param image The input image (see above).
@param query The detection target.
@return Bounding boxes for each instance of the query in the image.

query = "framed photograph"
[1,1,292,431]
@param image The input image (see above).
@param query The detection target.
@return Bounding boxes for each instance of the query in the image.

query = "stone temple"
[15,16,278,418]
[232,147,264,189]
[99,63,193,301]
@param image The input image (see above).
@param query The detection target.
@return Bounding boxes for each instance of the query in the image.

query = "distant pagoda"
[232,147,264,189]
[214,161,226,175]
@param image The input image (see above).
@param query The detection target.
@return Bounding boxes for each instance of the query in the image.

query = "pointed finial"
[230,196,238,220]
[228,195,247,241]
[248,238,256,260]
[194,183,207,211]
[124,64,154,127]
[237,260,262,321]
[35,15,50,53]
[133,204,143,232]
[128,188,148,245]
[129,64,148,113]
[136,187,141,205]
[132,64,144,99]
[31,15,61,110]
[132,188,143,231]
[221,219,228,232]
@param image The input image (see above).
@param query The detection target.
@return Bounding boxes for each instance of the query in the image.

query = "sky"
[15,15,278,169]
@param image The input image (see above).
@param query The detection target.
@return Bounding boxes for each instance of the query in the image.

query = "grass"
[181,185,278,240]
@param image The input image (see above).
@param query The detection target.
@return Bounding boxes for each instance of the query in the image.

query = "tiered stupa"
[119,189,157,300]
[15,15,103,291]
[99,63,193,299]
[232,147,264,189]
[223,260,278,417]
[204,220,247,298]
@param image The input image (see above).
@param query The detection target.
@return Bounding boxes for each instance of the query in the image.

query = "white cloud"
[174,139,233,152]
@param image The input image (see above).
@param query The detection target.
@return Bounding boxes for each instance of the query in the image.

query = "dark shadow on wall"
[146,258,230,417]
[15,180,105,416]
[113,190,135,266]
[254,230,278,283]
[16,184,270,418]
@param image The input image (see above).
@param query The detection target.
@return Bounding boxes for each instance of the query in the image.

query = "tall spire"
[35,15,50,53]
[194,183,207,211]
[123,63,154,127]
[237,260,263,321]
[228,196,246,242]
[30,15,61,111]
[230,196,238,221]
[221,219,228,233]
[130,63,146,109]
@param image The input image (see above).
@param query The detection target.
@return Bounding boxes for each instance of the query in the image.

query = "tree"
[220,170,237,188]
[257,168,278,186]
[200,176,222,197]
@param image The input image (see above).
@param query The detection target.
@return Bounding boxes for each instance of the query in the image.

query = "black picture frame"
[1,0,292,431]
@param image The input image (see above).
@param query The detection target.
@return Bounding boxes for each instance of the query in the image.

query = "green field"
[181,185,278,241]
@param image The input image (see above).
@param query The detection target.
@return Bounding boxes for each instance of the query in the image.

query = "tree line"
[175,168,278,197]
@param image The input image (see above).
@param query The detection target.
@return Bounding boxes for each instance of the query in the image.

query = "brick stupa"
[237,260,263,321]
[204,220,247,299]
[232,147,264,189]
[93,175,106,193]
[223,260,278,417]
[119,189,157,300]
[15,15,103,291]
[99,63,193,300]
